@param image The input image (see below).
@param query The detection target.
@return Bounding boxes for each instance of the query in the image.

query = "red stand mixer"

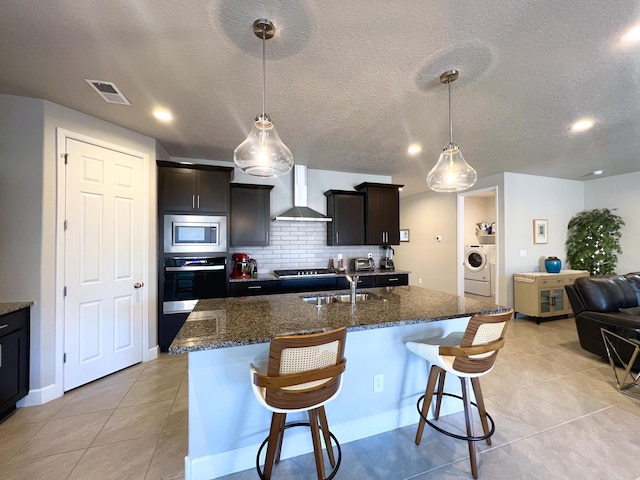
[231,253,253,279]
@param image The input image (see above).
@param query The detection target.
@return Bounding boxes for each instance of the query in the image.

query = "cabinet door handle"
[388,277,399,282]
[336,232,339,244]
[248,286,262,290]
[197,195,200,209]
[192,194,196,209]
[0,324,8,330]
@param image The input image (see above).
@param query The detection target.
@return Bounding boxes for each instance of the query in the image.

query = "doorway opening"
[457,187,500,305]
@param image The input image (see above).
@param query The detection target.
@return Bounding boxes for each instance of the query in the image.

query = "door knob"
[134,282,144,289]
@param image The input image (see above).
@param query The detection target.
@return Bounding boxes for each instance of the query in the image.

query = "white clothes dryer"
[464,245,495,296]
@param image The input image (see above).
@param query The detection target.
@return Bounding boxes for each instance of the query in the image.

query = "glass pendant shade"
[427,69,477,192]
[234,19,294,178]
[426,142,477,192]
[233,113,294,177]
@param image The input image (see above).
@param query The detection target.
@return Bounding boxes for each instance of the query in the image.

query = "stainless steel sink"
[302,292,382,305]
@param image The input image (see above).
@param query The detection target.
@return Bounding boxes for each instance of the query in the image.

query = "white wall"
[584,171,640,274]
[0,94,158,399]
[464,195,495,245]
[502,173,584,306]
[0,95,46,388]
[397,172,585,308]
[394,191,458,293]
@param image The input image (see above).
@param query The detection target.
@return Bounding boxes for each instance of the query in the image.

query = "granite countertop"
[0,302,34,316]
[228,269,410,282]
[169,286,506,353]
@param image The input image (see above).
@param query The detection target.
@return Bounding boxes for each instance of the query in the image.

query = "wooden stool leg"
[471,377,492,445]
[308,409,326,480]
[434,370,446,419]
[461,377,478,479]
[264,412,285,480]
[318,406,336,467]
[275,413,287,463]
[415,366,441,445]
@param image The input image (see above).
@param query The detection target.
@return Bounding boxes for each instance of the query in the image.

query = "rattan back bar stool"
[250,327,347,480]
[405,309,513,479]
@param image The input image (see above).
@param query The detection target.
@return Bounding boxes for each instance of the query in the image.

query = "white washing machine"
[464,245,496,296]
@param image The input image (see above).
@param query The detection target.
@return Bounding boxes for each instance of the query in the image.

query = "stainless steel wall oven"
[160,256,227,351]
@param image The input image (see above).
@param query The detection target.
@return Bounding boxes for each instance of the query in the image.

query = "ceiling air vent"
[85,79,131,105]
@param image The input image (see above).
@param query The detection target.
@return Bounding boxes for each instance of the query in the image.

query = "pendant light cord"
[261,25,266,117]
[448,79,453,144]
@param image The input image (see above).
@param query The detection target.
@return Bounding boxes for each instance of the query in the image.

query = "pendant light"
[426,70,477,192]
[233,19,294,178]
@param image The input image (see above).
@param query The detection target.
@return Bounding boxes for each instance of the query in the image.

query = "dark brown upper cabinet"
[230,184,273,247]
[158,161,233,214]
[354,182,404,245]
[324,190,365,246]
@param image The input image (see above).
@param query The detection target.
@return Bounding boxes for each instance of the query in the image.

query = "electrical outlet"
[520,249,528,257]
[368,253,373,258]
[373,373,384,393]
[419,278,423,284]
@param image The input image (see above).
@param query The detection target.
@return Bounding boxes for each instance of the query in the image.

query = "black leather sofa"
[565,273,640,370]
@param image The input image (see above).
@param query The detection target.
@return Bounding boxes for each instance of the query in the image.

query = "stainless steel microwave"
[164,214,227,253]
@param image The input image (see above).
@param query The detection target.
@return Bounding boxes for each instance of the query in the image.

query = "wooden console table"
[513,270,589,322]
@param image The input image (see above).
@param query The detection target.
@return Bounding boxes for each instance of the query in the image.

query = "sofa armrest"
[565,285,585,316]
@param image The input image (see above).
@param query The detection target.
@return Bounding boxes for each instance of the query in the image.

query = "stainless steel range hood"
[273,165,332,222]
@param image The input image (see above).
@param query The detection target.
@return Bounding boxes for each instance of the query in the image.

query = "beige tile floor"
[1,316,639,479]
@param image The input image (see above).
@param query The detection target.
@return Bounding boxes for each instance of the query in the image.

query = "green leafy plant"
[565,208,624,276]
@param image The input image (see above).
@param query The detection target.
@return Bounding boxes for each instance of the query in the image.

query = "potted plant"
[565,208,624,276]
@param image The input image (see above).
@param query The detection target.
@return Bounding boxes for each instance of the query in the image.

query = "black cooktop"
[274,268,336,278]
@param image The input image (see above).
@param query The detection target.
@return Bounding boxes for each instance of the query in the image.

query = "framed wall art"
[400,229,410,242]
[533,219,548,244]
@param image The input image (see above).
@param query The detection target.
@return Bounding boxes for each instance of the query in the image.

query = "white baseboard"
[17,383,62,407]
[144,345,159,362]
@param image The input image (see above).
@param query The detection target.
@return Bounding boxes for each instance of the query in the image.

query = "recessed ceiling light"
[592,169,604,175]
[153,109,173,122]
[621,25,640,44]
[407,143,422,155]
[570,119,594,133]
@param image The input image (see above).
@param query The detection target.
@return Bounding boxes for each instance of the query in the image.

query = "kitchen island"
[170,286,506,480]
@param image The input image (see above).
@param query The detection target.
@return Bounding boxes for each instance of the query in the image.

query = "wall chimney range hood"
[273,165,332,222]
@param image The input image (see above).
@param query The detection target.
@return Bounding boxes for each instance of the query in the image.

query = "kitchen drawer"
[336,275,376,289]
[537,277,565,287]
[375,274,408,287]
[0,309,27,336]
[229,280,280,296]
[278,277,339,293]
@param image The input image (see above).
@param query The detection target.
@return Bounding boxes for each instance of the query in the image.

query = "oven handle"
[165,265,225,272]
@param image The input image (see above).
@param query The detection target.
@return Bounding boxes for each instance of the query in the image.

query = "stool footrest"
[256,421,342,480]
[416,392,495,442]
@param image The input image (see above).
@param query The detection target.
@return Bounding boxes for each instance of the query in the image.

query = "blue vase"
[545,257,562,273]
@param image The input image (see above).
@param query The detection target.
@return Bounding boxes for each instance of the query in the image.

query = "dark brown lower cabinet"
[0,307,30,420]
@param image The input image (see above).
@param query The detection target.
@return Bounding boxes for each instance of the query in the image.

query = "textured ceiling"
[2,0,640,197]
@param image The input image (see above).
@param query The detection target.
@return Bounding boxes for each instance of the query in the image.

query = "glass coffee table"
[600,328,640,398]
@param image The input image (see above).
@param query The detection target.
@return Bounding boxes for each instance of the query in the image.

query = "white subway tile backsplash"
[230,221,384,273]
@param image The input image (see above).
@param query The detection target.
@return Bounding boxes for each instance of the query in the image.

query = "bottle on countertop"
[328,258,335,270]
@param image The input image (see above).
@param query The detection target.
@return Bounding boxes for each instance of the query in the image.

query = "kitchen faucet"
[345,274,359,304]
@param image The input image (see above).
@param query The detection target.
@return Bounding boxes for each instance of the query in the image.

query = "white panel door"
[64,138,144,391]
